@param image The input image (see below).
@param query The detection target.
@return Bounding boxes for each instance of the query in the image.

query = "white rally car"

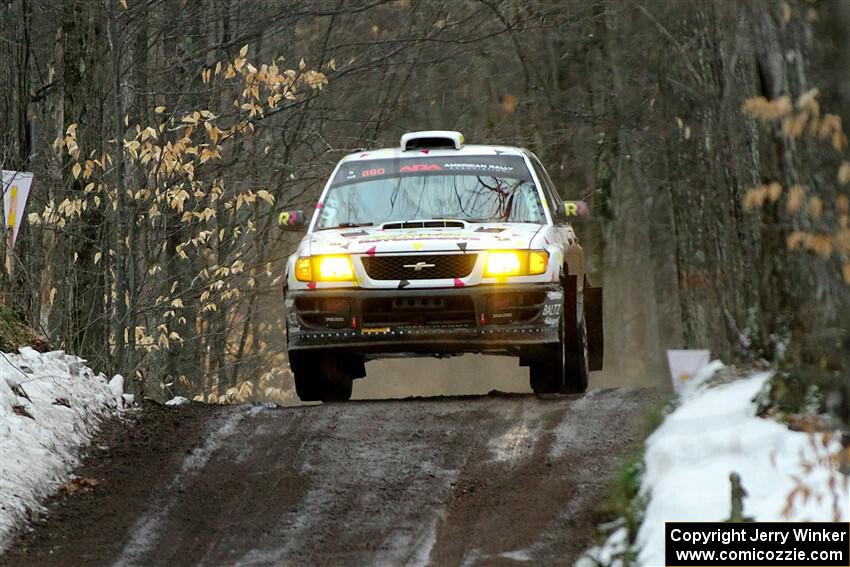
[280,131,603,401]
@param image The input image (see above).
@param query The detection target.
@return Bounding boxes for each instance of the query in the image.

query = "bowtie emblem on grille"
[403,261,436,271]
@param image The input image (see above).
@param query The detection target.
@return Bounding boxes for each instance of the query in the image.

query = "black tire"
[563,314,589,394]
[528,275,589,395]
[289,350,356,402]
[529,345,564,394]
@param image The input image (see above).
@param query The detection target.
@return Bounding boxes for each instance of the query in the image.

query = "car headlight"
[484,250,548,277]
[295,255,355,282]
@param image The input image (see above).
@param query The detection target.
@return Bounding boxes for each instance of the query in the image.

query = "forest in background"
[1,0,848,414]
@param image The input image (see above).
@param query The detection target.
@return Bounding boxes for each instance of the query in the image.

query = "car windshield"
[315,155,544,229]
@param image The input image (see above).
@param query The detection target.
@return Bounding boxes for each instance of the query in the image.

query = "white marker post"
[2,170,34,276]
[666,349,711,395]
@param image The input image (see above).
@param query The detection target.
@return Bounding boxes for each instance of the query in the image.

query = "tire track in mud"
[2,389,659,567]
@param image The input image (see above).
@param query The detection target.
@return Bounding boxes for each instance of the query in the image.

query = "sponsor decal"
[278,210,303,226]
[443,162,515,174]
[361,168,385,177]
[331,155,532,187]
[362,327,391,334]
[542,303,561,317]
[357,232,482,243]
[399,164,443,172]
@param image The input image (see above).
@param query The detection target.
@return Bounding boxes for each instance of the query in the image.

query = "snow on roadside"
[637,365,849,566]
[0,348,122,551]
[577,362,849,567]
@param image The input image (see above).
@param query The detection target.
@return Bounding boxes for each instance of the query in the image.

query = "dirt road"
[4,388,659,567]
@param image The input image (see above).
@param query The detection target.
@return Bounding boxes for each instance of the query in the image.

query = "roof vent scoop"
[400,130,464,151]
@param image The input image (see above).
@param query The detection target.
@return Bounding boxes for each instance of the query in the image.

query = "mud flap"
[585,284,604,371]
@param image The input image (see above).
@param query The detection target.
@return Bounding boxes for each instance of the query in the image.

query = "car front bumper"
[285,283,562,355]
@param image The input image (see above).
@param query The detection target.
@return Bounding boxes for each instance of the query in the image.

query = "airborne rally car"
[280,131,603,401]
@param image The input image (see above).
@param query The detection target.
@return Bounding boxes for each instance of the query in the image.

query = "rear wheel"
[289,350,361,402]
[528,275,588,395]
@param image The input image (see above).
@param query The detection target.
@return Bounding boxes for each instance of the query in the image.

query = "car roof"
[338,144,529,163]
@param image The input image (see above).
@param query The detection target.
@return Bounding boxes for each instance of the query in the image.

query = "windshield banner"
[331,155,532,187]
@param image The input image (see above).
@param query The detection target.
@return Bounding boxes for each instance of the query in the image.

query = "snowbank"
[0,348,122,550]
[637,366,849,566]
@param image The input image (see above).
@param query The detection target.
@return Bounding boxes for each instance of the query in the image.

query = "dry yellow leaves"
[743,182,783,210]
[836,228,850,254]
[257,190,274,205]
[501,95,519,114]
[838,162,850,185]
[767,182,782,202]
[808,196,823,219]
[797,88,820,114]
[786,185,806,214]
[742,96,791,121]
[787,230,804,251]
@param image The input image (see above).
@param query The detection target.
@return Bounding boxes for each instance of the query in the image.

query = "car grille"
[361,254,477,281]
[362,295,476,326]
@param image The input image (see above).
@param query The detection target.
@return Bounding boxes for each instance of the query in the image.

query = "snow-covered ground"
[0,348,124,550]
[580,362,850,567]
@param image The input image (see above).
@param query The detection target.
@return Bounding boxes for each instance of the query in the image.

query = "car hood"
[306,223,543,256]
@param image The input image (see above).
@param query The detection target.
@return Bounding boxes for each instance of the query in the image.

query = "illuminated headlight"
[295,255,355,282]
[485,251,524,277]
[484,250,548,277]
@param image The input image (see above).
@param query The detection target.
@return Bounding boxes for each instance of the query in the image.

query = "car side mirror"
[278,210,307,231]
[554,200,589,223]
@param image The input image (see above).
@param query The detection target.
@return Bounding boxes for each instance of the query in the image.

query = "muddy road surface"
[4,388,659,567]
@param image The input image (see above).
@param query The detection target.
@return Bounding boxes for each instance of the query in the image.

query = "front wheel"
[289,350,361,402]
[528,276,589,395]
